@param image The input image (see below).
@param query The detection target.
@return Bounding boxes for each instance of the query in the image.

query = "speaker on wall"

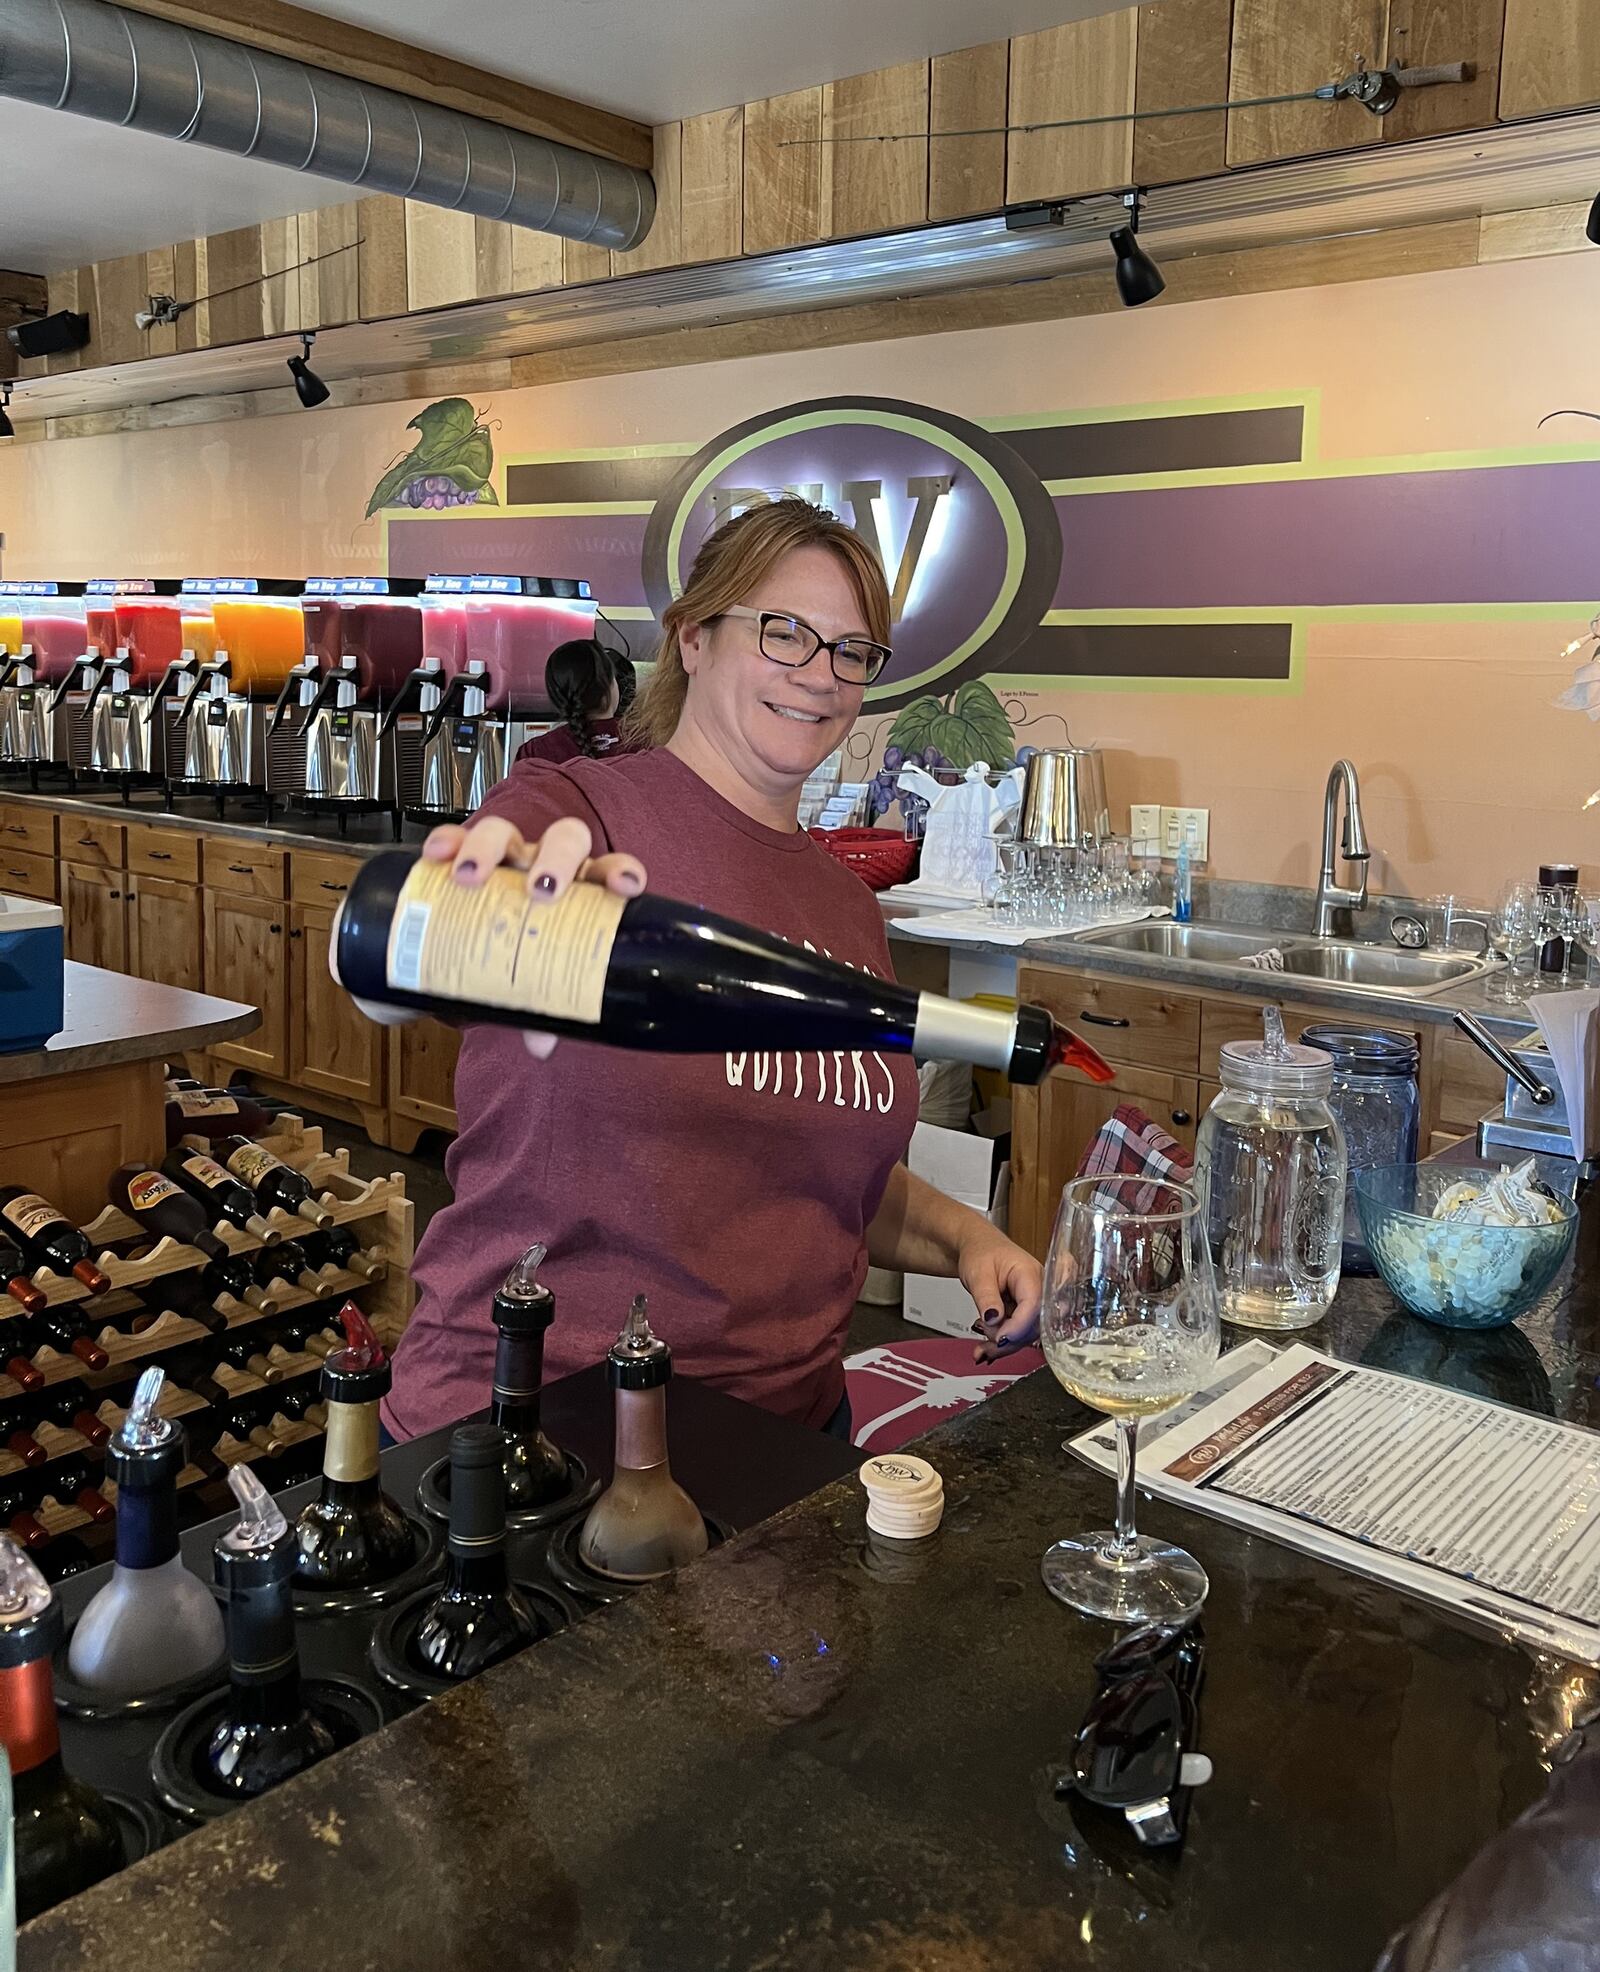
[6,312,91,359]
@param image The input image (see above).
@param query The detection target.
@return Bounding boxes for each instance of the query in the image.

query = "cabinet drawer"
[1019,964,1200,1073]
[59,814,124,870]
[0,846,56,902]
[203,839,286,899]
[291,849,363,907]
[0,804,55,858]
[126,823,201,884]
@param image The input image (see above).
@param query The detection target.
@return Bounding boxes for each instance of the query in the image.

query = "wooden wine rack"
[0,1117,416,1541]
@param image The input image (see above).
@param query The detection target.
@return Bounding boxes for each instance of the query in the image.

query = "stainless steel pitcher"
[1018,741,1109,846]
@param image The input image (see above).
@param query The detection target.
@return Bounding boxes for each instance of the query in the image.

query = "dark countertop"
[0,961,258,1085]
[22,1163,1600,1972]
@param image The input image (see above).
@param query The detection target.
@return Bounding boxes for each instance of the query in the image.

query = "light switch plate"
[1130,803,1162,849]
[1161,806,1210,859]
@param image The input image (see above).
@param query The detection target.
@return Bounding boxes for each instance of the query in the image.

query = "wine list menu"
[1069,1340,1600,1663]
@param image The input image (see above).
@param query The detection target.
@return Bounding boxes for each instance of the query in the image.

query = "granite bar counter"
[21,1189,1600,1971]
[0,962,257,1223]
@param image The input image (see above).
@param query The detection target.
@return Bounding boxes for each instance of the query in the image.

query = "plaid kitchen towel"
[1072,1105,1197,1276]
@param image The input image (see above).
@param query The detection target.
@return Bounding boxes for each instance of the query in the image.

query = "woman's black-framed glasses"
[713,606,892,686]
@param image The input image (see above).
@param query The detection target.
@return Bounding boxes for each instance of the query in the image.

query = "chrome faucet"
[1313,759,1370,937]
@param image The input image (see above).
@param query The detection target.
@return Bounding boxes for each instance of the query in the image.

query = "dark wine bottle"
[36,1382,112,1448]
[578,1296,708,1582]
[38,1534,100,1585]
[67,1366,225,1697]
[19,1307,110,1372]
[163,1084,274,1146]
[332,849,1121,1086]
[205,1465,341,1799]
[212,1137,334,1230]
[159,1145,279,1244]
[302,1225,381,1280]
[413,1423,539,1679]
[2,1312,46,1390]
[108,1162,230,1264]
[0,1232,47,1316]
[490,1245,568,1510]
[0,1543,123,1921]
[44,1458,115,1526]
[0,1482,50,1553]
[0,1187,111,1294]
[250,1238,322,1299]
[294,1303,413,1589]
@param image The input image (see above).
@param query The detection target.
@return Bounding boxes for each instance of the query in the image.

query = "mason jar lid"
[1299,1023,1420,1077]
[1218,1037,1335,1096]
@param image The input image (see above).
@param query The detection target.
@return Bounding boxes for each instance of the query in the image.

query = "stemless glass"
[1488,882,1540,1003]
[1040,1177,1221,1623]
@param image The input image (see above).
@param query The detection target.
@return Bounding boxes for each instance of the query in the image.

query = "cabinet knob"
[1171,1109,1192,1127]
[227,863,255,875]
[269,923,282,934]
[289,928,303,940]
[149,850,172,861]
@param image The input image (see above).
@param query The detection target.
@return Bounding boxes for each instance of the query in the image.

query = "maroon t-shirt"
[383,748,919,1441]
[512,718,628,767]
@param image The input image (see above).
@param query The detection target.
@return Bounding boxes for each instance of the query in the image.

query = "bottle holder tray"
[53,1630,229,1722]
[105,1790,171,1867]
[543,1513,732,1606]
[414,1448,599,1535]
[368,1578,584,1704]
[289,1507,444,1621]
[149,1674,387,1825]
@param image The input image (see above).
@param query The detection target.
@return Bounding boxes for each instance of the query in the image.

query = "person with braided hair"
[513,638,633,766]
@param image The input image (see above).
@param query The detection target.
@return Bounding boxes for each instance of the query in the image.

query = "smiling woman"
[383,497,1045,1449]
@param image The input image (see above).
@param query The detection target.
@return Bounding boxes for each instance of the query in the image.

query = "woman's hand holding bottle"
[420,814,648,1058]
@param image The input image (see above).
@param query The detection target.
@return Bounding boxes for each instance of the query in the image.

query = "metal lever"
[1453,1011,1556,1107]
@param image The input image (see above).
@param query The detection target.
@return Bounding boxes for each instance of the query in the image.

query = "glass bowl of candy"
[1354,1161,1578,1330]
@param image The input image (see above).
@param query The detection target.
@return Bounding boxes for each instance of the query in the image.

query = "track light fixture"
[287,332,330,409]
[0,384,12,440]
[1110,190,1165,308]
[1587,189,1600,246]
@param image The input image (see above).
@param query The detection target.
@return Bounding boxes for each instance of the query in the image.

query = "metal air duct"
[0,0,654,250]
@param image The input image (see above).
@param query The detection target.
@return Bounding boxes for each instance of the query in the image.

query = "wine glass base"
[1041,1532,1208,1625]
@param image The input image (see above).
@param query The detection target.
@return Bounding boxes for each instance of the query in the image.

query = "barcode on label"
[389,900,431,991]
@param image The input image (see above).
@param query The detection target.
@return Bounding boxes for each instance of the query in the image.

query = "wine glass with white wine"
[1040,1177,1221,1624]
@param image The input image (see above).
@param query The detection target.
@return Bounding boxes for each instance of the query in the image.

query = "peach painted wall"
[4,248,1600,901]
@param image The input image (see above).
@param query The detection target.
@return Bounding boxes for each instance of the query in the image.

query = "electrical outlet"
[1130,804,1162,849]
[1160,806,1210,860]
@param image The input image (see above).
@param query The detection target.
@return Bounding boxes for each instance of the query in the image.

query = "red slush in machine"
[0,583,91,786]
[378,575,597,824]
[49,579,195,798]
[266,577,426,834]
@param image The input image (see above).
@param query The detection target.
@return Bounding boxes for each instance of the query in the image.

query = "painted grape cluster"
[390,476,495,509]
[867,741,950,822]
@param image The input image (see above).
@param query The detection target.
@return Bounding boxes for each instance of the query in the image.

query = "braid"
[544,639,615,759]
[564,691,602,759]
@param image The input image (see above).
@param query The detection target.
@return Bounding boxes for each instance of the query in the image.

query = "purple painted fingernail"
[535,873,557,895]
[982,1308,1001,1325]
[456,859,478,878]
[619,871,642,894]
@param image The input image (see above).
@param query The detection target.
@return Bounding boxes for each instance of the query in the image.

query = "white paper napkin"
[1529,986,1600,1159]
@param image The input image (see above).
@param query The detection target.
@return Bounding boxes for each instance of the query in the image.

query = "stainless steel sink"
[1271,942,1490,995]
[1071,921,1292,963]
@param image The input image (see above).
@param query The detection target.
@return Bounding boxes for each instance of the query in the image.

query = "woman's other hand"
[959,1224,1044,1364]
[419,815,647,1057]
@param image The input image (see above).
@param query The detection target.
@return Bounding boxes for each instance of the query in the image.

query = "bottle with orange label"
[0,1187,110,1295]
[107,1162,233,1264]
[0,1543,123,1920]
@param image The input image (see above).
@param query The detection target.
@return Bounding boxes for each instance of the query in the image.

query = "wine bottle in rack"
[5,1415,46,1465]
[333,848,1118,1087]
[489,1245,569,1510]
[0,1187,111,1294]
[578,1296,708,1582]
[218,1333,286,1385]
[159,1146,279,1244]
[107,1163,232,1264]
[36,1383,112,1448]
[295,1305,413,1589]
[302,1225,382,1280]
[0,1233,47,1314]
[67,1365,226,1697]
[0,1481,49,1552]
[250,1239,323,1299]
[2,1326,45,1390]
[205,1465,345,1798]
[413,1424,539,1680]
[211,1137,335,1231]
[18,1307,110,1372]
[43,1459,115,1528]
[0,1544,123,1921]
[163,1083,275,1146]
[39,1533,100,1584]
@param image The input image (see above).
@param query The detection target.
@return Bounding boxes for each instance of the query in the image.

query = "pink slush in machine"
[380,574,595,825]
[0,583,90,784]
[53,578,192,795]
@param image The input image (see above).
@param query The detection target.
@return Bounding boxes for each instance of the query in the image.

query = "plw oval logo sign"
[640,396,1062,703]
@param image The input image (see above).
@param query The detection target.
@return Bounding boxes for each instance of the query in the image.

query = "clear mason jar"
[1193,1037,1347,1331]
[1299,1024,1421,1276]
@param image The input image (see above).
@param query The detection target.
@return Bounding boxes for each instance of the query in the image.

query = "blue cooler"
[0,894,65,1052]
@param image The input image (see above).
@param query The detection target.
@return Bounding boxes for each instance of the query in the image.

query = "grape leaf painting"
[366,398,501,516]
[886,680,1016,773]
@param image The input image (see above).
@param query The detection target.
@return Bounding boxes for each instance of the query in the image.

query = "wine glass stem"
[1111,1416,1140,1558]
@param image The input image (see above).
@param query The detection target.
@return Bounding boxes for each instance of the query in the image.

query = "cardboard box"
[902,1121,1009,1339]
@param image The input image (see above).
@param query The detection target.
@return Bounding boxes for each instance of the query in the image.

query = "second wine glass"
[1040,1177,1221,1624]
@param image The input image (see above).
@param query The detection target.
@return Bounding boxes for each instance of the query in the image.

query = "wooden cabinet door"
[289,901,385,1109]
[388,1017,462,1144]
[204,889,287,1076]
[1012,1063,1199,1259]
[126,872,204,992]
[61,860,128,973]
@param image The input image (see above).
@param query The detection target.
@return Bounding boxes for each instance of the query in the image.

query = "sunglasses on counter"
[1056,1620,1211,1849]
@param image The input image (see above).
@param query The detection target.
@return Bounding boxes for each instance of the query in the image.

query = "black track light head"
[287,332,330,409]
[1110,189,1164,307]
[1587,189,1600,246]
[0,384,13,441]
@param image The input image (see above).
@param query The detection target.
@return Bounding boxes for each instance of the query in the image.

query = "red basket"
[807,826,918,891]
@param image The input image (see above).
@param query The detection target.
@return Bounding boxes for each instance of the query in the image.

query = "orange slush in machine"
[166,579,306,809]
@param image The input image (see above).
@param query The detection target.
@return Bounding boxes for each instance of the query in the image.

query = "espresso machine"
[0,582,90,785]
[379,574,593,825]
[265,578,423,834]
